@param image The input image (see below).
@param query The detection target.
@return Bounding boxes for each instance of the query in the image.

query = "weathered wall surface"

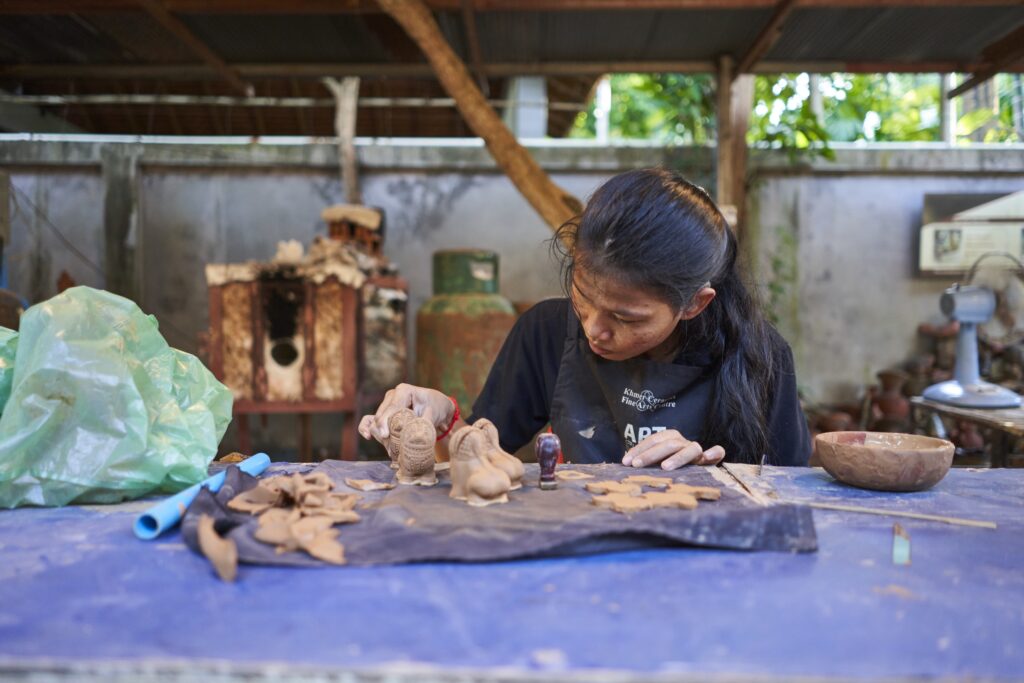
[2,139,1022,455]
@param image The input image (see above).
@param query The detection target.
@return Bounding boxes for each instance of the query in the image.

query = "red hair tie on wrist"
[436,396,460,441]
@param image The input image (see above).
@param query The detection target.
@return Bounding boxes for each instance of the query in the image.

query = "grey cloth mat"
[182,461,817,567]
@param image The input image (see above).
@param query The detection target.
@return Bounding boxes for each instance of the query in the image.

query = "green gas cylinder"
[416,249,517,413]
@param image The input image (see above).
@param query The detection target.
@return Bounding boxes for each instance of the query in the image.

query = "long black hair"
[554,167,780,464]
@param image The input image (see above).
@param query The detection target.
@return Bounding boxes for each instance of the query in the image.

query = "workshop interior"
[1,2,1023,682]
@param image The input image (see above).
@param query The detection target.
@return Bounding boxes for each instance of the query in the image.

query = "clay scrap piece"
[556,470,595,481]
[397,417,439,486]
[344,478,396,492]
[386,408,416,470]
[473,418,525,490]
[667,483,722,501]
[585,480,643,496]
[622,475,674,489]
[229,470,360,565]
[591,493,654,513]
[197,514,238,582]
[227,484,282,514]
[642,490,699,510]
[449,425,512,507]
[219,452,248,463]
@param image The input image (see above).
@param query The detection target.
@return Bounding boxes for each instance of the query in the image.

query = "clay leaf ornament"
[449,425,512,507]
[621,475,673,489]
[197,514,238,582]
[556,470,595,481]
[585,480,643,496]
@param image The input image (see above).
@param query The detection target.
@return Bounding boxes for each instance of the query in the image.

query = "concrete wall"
[2,138,1023,445]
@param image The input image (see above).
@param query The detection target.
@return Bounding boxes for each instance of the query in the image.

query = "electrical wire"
[10,183,105,278]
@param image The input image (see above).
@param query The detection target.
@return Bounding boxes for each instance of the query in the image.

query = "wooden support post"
[715,55,754,239]
[375,0,581,234]
[101,146,139,300]
[322,76,362,205]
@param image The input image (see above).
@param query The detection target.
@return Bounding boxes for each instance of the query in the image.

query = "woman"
[359,168,811,469]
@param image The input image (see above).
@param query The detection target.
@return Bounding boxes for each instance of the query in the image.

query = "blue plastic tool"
[133,453,271,540]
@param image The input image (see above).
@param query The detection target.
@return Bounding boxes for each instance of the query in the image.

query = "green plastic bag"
[0,327,18,412]
[0,286,233,507]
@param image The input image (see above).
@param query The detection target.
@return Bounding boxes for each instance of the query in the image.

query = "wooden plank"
[136,0,252,96]
[715,54,754,239]
[376,0,581,233]
[948,25,1024,99]
[460,0,489,96]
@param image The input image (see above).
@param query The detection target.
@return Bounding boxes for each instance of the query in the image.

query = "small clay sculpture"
[197,514,238,582]
[585,480,643,496]
[536,433,562,490]
[386,408,416,469]
[344,478,396,492]
[473,418,524,490]
[449,426,512,506]
[397,417,439,486]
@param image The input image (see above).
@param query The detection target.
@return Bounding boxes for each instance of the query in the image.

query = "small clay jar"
[875,369,910,421]
[472,418,524,490]
[386,408,416,470]
[397,417,438,486]
[449,426,512,507]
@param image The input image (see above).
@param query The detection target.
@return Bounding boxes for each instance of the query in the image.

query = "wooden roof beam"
[135,0,252,96]
[460,0,489,96]
[948,25,1024,99]
[736,0,798,73]
[6,0,1024,13]
[8,60,1019,81]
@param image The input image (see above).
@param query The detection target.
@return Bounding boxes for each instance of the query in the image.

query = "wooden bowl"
[813,431,954,492]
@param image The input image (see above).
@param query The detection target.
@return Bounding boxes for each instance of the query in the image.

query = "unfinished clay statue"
[386,408,416,469]
[449,425,512,507]
[473,418,524,490]
[397,417,438,486]
[197,514,238,582]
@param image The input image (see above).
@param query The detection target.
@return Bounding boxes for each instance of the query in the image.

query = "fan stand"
[923,320,1022,409]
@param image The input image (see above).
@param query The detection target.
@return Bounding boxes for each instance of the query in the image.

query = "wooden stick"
[803,501,997,530]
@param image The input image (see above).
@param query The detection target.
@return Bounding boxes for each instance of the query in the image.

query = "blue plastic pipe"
[133,453,271,540]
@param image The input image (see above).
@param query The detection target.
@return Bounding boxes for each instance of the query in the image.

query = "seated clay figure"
[472,418,524,490]
[449,426,512,506]
[397,417,438,486]
[386,408,416,470]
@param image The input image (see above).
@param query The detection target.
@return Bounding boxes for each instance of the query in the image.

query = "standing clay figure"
[386,408,416,469]
[397,417,438,486]
[449,426,512,506]
[472,418,524,490]
[536,433,562,490]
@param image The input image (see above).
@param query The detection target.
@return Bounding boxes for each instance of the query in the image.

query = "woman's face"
[569,266,687,362]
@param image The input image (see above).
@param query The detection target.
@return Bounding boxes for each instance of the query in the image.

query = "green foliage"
[569,72,1023,146]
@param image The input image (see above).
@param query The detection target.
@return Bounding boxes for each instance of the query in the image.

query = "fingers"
[357,384,452,443]
[695,445,726,466]
[623,430,700,469]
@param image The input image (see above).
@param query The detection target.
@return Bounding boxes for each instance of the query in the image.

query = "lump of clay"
[386,408,416,470]
[472,418,524,490]
[449,426,512,507]
[197,514,238,582]
[397,417,438,486]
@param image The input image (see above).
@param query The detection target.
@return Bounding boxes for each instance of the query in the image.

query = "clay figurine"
[449,425,512,506]
[397,417,438,486]
[473,418,524,490]
[535,433,562,490]
[386,408,416,469]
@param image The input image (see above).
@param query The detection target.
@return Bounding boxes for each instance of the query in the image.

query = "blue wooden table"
[1,464,1022,682]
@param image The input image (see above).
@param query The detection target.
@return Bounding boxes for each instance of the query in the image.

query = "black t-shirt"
[470,298,811,466]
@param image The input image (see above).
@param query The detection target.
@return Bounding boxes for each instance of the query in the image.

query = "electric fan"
[923,252,1024,409]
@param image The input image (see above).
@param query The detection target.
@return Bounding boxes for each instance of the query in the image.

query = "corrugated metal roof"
[0,3,1021,136]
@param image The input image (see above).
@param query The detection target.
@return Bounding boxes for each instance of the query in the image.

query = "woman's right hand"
[357,383,455,443]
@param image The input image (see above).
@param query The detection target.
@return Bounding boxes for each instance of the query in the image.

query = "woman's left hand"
[622,429,726,470]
